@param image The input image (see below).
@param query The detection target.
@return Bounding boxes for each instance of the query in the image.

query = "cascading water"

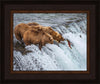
[13,13,87,71]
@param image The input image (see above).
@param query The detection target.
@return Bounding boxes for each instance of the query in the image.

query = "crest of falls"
[13,18,87,71]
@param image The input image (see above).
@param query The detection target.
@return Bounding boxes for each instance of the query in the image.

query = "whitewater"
[13,13,87,71]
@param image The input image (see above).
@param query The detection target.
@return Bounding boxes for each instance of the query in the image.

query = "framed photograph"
[1,0,99,84]
[11,10,89,73]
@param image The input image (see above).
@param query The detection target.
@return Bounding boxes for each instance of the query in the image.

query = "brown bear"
[23,29,53,49]
[39,26,64,42]
[14,23,41,43]
[27,23,65,42]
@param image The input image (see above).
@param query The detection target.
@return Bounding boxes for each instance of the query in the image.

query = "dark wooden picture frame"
[0,0,99,84]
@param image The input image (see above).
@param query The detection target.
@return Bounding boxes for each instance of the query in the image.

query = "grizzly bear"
[14,23,41,43]
[14,22,64,49]
[27,23,65,42]
[23,29,53,49]
[39,26,64,42]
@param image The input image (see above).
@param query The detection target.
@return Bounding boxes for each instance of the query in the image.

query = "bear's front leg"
[24,40,31,46]
[39,40,45,50]
[39,42,42,50]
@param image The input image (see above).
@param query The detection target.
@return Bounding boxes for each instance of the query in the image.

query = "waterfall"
[13,13,87,71]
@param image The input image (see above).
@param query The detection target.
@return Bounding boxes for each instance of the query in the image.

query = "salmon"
[67,39,72,49]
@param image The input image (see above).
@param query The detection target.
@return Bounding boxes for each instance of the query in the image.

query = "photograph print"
[12,11,88,72]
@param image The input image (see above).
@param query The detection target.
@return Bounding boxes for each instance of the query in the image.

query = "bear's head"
[43,32,53,44]
[31,25,42,31]
[43,27,64,42]
[53,31,64,42]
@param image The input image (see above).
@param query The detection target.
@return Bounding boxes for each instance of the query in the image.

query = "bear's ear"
[48,27,52,30]
[55,31,59,37]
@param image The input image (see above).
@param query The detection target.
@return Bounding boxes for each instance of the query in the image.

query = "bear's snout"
[49,37,53,41]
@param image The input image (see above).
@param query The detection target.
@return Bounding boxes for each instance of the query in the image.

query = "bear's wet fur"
[23,29,53,49]
[14,22,64,50]
[14,23,33,43]
[14,23,42,43]
[26,23,65,42]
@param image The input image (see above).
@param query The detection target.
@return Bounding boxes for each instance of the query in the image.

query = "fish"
[66,39,72,49]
